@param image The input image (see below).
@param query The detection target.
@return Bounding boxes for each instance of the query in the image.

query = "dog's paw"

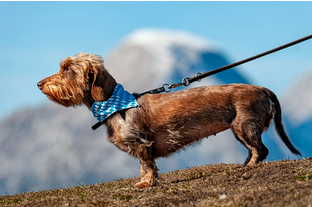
[134,180,156,189]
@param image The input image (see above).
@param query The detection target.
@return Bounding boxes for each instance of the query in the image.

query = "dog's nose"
[37,81,45,90]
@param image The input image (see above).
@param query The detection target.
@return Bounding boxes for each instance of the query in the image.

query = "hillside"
[1,158,311,206]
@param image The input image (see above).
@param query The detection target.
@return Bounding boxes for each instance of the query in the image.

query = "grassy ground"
[1,158,311,207]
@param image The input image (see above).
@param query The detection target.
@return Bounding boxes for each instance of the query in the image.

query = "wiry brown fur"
[38,52,301,189]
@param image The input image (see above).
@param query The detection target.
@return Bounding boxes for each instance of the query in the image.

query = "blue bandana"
[91,83,139,122]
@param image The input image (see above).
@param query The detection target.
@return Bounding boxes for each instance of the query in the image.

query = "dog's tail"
[263,88,302,156]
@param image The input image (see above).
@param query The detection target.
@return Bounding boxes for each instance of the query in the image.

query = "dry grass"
[1,158,311,207]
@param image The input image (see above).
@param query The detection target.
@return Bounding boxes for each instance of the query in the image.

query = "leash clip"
[182,77,190,86]
[139,84,170,95]
[162,84,172,93]
[167,77,191,90]
[168,82,183,89]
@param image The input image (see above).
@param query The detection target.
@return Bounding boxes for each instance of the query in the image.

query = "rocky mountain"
[1,28,301,195]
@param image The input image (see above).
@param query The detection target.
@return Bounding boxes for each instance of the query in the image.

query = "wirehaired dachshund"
[38,52,301,188]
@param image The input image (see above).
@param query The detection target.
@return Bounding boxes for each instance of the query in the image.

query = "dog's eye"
[63,67,71,72]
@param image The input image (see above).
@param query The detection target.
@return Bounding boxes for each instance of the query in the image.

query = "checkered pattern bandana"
[91,83,139,122]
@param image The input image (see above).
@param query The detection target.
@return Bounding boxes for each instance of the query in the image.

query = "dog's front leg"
[134,144,158,189]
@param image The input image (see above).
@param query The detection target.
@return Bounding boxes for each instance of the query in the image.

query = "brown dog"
[38,52,301,189]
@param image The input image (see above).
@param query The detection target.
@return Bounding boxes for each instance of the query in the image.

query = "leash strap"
[140,34,312,96]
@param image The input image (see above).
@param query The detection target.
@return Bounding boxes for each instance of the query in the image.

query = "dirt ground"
[1,158,311,207]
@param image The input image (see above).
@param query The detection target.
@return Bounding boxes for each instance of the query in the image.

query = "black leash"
[140,34,312,96]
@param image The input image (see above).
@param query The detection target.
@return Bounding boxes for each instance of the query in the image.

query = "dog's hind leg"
[233,134,252,166]
[258,142,269,162]
[231,119,267,166]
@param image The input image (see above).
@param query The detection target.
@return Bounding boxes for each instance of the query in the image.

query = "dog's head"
[37,52,116,108]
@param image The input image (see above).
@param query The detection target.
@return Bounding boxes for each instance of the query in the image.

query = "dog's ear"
[90,66,117,102]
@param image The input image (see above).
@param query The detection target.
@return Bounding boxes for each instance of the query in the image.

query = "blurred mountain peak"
[106,28,245,93]
[126,28,217,51]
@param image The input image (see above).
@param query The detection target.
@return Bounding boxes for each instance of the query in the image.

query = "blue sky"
[1,1,312,121]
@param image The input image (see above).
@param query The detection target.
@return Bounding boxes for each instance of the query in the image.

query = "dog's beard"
[42,82,84,107]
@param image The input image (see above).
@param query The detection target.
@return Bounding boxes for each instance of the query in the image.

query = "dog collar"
[91,83,139,125]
